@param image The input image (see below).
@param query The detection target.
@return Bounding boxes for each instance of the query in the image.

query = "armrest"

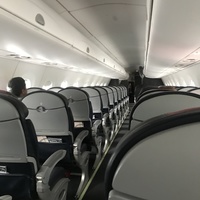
[36,150,66,185]
[0,196,12,200]
[92,119,102,137]
[114,106,118,114]
[73,129,90,163]
[102,113,109,126]
[109,108,114,119]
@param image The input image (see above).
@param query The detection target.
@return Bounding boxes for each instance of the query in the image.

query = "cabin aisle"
[79,104,133,200]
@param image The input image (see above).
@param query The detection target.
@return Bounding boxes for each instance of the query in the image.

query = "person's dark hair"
[8,77,26,97]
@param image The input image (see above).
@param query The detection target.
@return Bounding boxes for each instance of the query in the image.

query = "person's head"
[8,77,27,98]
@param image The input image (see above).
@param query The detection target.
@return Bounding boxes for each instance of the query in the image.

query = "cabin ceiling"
[145,0,200,78]
[3,0,200,79]
[43,0,200,78]
[41,0,148,74]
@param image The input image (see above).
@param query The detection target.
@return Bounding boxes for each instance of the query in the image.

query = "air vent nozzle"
[35,14,45,26]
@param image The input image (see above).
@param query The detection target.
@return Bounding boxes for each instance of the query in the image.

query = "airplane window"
[73,82,79,87]
[6,86,10,92]
[25,79,31,88]
[190,80,195,86]
[42,80,52,90]
[91,82,95,86]
[61,80,68,88]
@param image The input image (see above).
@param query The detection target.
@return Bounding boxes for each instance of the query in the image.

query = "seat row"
[105,107,200,199]
[0,94,68,200]
[130,89,200,130]
[104,85,200,200]
[0,85,129,200]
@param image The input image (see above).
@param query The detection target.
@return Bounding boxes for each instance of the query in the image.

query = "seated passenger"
[8,77,27,98]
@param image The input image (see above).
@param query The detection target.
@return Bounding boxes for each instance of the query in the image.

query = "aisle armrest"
[102,113,109,126]
[73,130,90,162]
[92,119,102,137]
[36,150,66,188]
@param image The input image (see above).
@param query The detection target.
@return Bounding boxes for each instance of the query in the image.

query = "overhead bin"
[0,0,128,79]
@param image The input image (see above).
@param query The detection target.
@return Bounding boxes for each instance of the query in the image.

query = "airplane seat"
[118,86,127,118]
[105,107,200,200]
[109,87,121,129]
[81,87,103,119]
[113,86,129,122]
[117,86,128,120]
[189,88,200,95]
[0,90,14,97]
[112,86,124,124]
[59,87,103,169]
[103,87,118,134]
[27,87,44,94]
[114,86,126,121]
[129,91,200,130]
[0,94,69,200]
[124,85,130,115]
[178,86,197,92]
[48,87,62,93]
[95,86,115,142]
[81,87,111,153]
[122,86,129,104]
[21,90,90,198]
[136,89,169,101]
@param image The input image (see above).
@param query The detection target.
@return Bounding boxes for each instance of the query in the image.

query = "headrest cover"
[0,94,28,121]
[22,91,69,109]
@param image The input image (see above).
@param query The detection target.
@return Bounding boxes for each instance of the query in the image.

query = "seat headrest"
[0,94,28,121]
[22,91,69,109]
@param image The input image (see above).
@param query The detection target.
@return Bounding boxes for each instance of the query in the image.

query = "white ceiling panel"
[42,0,148,73]
[145,0,200,78]
[57,0,146,11]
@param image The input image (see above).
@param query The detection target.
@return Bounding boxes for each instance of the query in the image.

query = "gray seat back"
[81,87,102,117]
[59,87,92,122]
[48,87,62,92]
[103,87,114,108]
[22,91,72,137]
[113,86,122,102]
[178,87,197,92]
[109,87,118,105]
[0,96,34,166]
[106,108,200,200]
[129,91,200,130]
[95,87,110,112]
[27,87,44,94]
[189,88,200,95]
[0,94,39,199]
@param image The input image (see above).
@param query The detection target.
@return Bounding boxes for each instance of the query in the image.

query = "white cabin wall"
[0,57,110,90]
[0,57,18,90]
[162,63,200,87]
[0,57,46,89]
[13,60,46,87]
[40,67,110,89]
